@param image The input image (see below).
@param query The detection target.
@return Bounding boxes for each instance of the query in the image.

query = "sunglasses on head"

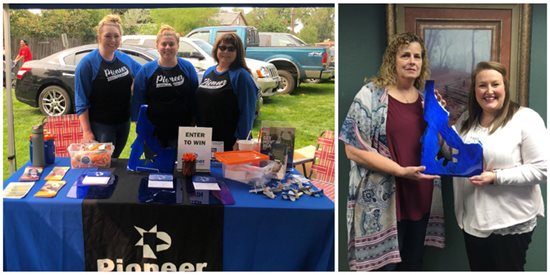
[218,45,236,52]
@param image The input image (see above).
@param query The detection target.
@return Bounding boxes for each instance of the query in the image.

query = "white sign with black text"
[177,127,212,172]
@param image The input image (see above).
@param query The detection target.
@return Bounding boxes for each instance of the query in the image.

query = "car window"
[121,50,152,65]
[74,50,92,66]
[188,31,210,42]
[246,28,259,46]
[291,35,308,46]
[215,30,237,43]
[193,40,213,57]
[63,53,76,66]
[178,41,203,59]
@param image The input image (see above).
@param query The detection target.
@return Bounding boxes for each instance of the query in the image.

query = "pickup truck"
[185,26,334,94]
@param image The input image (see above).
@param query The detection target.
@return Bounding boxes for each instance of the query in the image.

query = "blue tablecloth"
[3,158,334,271]
[3,159,84,271]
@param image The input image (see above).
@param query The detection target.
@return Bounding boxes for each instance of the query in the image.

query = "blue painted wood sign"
[127,105,177,173]
[420,80,483,177]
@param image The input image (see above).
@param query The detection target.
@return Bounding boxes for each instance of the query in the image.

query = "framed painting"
[387,4,531,124]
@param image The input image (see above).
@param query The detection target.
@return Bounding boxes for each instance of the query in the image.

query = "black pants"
[375,214,430,271]
[463,229,534,271]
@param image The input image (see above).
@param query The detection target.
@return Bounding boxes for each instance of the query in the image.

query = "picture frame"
[387,4,532,123]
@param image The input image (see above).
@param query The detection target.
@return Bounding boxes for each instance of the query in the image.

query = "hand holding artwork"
[468,171,496,186]
[398,165,440,181]
[434,89,446,107]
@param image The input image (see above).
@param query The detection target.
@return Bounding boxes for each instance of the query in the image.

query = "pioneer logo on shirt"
[104,67,130,82]
[199,78,227,89]
[155,75,185,88]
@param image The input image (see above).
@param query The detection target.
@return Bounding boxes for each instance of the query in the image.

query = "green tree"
[244,7,334,43]
[141,8,220,36]
[9,9,40,38]
[9,9,108,40]
[245,8,291,33]
[121,9,152,35]
[296,8,334,43]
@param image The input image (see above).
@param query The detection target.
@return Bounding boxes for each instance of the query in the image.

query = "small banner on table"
[83,203,223,271]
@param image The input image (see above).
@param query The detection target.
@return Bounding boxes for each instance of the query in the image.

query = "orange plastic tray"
[214,150,269,165]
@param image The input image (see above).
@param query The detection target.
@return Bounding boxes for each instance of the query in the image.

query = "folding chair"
[310,130,335,201]
[292,145,316,178]
[44,114,82,157]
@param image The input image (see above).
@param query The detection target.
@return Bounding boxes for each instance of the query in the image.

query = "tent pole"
[4,4,17,174]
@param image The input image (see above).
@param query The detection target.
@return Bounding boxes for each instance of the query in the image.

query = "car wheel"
[38,85,72,116]
[277,70,296,94]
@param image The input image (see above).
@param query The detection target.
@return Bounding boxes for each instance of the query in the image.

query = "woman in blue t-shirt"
[195,33,258,151]
[74,14,141,158]
[131,25,198,147]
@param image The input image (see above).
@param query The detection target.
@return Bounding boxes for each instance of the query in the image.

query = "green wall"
[338,4,547,271]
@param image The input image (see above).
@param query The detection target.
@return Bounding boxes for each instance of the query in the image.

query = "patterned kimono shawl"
[339,82,445,271]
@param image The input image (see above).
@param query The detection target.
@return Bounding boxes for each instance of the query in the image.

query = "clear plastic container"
[215,151,273,185]
[68,143,114,169]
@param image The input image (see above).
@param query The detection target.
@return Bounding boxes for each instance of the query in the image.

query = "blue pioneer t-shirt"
[89,59,133,124]
[131,58,198,146]
[196,68,238,151]
[195,66,258,151]
[75,49,141,124]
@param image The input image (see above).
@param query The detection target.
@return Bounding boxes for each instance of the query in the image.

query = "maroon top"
[386,94,433,221]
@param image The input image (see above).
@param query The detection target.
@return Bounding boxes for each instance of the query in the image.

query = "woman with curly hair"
[339,32,446,271]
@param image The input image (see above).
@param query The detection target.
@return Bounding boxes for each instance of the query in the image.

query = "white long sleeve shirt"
[453,107,547,238]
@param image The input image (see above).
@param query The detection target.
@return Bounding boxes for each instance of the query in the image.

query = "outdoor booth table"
[3,158,334,271]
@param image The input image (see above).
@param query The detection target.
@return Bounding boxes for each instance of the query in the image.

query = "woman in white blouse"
[453,61,547,271]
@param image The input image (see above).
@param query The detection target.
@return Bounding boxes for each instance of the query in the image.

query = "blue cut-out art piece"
[127,105,176,173]
[420,80,483,177]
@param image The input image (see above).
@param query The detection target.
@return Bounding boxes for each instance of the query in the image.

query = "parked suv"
[121,35,281,97]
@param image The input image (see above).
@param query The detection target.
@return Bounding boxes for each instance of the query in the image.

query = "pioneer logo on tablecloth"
[96,224,208,272]
[134,225,171,259]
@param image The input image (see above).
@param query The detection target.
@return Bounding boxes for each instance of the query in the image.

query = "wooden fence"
[9,36,95,60]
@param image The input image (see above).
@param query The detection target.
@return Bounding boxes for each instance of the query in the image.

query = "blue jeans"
[90,120,130,158]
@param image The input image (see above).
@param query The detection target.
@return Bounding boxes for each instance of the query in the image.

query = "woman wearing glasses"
[131,25,198,147]
[195,33,258,151]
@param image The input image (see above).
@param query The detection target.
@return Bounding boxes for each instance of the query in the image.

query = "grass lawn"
[3,81,334,180]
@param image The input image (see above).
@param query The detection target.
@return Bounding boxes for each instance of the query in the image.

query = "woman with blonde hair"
[452,61,547,271]
[339,32,445,271]
[75,14,142,157]
[195,33,258,151]
[131,25,198,147]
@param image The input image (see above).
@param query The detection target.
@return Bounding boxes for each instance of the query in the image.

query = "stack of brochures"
[3,182,35,199]
[148,174,174,189]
